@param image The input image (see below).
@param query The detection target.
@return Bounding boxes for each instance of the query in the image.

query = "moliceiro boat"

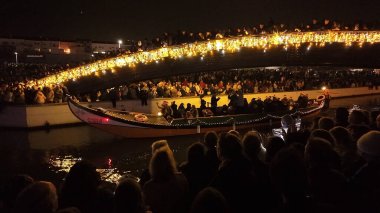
[68,97,324,138]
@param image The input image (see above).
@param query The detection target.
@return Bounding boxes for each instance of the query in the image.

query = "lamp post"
[118,39,123,49]
[14,52,18,64]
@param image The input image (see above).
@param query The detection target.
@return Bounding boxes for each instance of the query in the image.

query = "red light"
[108,158,112,167]
[104,118,109,122]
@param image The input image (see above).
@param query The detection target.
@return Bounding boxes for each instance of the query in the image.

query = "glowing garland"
[28,31,380,88]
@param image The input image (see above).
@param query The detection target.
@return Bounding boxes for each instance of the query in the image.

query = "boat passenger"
[190,105,199,118]
[156,101,172,119]
[211,94,220,114]
[178,103,186,118]
[185,111,194,119]
[200,97,207,112]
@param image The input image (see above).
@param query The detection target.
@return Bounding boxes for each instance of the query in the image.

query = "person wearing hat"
[350,130,380,212]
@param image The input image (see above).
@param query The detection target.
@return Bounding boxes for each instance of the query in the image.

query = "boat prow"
[68,97,324,138]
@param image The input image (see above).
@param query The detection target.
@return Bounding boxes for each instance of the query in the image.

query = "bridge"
[28,31,380,93]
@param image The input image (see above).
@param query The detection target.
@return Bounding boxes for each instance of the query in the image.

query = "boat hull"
[68,97,322,138]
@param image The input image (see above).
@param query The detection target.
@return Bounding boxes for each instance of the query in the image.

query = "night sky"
[1,0,380,42]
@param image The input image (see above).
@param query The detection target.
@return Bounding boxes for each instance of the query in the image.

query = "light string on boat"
[28,31,380,88]
[90,100,323,127]
[158,104,321,127]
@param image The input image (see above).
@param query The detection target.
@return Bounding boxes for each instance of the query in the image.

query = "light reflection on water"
[0,124,200,184]
[1,94,380,184]
[49,155,138,184]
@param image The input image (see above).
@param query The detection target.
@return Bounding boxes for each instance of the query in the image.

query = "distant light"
[322,86,327,90]
[155,60,159,64]
[157,112,163,116]
[200,56,204,61]
[221,50,225,54]
[14,52,18,55]
[108,158,112,167]
[350,68,363,72]
[102,70,106,74]
[118,40,123,44]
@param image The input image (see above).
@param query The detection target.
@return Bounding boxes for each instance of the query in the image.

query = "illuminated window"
[64,48,71,54]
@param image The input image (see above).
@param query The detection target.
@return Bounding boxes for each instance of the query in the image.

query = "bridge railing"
[28,30,380,88]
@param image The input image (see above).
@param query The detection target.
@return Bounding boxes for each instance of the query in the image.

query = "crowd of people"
[80,67,378,105]
[0,82,69,105]
[127,18,380,52]
[1,66,379,107]
[1,107,380,212]
[0,62,74,83]
[1,17,380,106]
[156,93,311,120]
[1,18,380,213]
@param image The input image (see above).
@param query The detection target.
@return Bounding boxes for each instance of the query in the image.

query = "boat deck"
[100,104,320,128]
[104,110,170,125]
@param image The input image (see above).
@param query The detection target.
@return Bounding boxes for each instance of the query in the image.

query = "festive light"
[28,31,380,87]
[102,101,323,127]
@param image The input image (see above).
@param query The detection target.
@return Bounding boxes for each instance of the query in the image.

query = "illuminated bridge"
[29,31,380,93]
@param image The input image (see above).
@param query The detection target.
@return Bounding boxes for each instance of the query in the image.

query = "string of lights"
[27,31,380,88]
[105,101,324,127]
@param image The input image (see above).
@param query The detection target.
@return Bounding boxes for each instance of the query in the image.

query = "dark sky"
[1,0,380,42]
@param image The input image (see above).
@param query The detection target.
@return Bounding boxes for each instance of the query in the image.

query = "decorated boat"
[68,96,324,138]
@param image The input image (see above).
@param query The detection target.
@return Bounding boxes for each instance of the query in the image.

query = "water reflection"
[49,155,82,173]
[48,155,137,184]
[0,124,199,184]
[1,95,380,184]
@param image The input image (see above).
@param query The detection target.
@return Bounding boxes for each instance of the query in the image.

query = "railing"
[28,31,380,88]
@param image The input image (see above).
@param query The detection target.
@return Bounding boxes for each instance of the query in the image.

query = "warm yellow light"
[28,31,380,88]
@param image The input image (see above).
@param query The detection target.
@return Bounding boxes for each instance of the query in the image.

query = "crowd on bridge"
[0,62,73,83]
[1,18,380,213]
[1,18,380,106]
[45,18,380,62]
[127,18,380,52]
[1,106,380,213]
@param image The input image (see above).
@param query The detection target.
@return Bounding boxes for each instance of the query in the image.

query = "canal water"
[1,94,380,186]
